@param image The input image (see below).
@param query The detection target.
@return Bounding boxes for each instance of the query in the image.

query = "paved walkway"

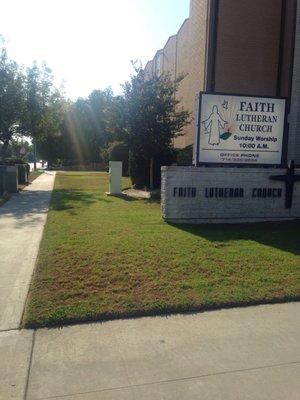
[1,303,299,400]
[0,172,55,331]
[0,174,299,399]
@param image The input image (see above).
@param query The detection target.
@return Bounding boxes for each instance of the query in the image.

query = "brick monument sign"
[161,93,300,224]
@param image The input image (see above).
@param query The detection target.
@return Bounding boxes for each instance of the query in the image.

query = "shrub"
[121,67,190,189]
[176,145,193,166]
[129,148,176,189]
[0,157,30,176]
[107,141,129,176]
[99,148,109,166]
[128,152,149,188]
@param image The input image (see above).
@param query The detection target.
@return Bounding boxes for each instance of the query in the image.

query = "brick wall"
[174,19,192,149]
[144,60,154,79]
[161,166,300,223]
[288,0,300,163]
[144,0,208,149]
[162,35,177,80]
[144,0,298,157]
[187,0,209,149]
[214,0,282,95]
[153,50,164,76]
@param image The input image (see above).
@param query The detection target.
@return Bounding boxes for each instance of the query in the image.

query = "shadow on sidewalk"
[0,189,53,229]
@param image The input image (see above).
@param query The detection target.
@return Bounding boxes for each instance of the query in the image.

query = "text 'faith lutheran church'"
[145,0,300,223]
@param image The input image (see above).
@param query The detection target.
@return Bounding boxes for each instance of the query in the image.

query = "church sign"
[161,92,299,224]
[196,92,287,166]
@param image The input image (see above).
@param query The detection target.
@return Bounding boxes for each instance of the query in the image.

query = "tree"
[121,66,190,188]
[106,95,128,142]
[0,40,25,159]
[36,133,63,167]
[8,138,34,161]
[107,141,129,175]
[35,90,69,166]
[21,62,65,169]
[63,89,114,165]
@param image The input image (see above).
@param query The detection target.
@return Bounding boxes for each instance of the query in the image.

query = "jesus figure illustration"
[202,105,228,145]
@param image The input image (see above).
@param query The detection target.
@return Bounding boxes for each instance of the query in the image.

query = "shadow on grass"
[169,220,300,256]
[113,195,161,204]
[50,189,112,213]
[145,198,161,204]
[24,296,300,330]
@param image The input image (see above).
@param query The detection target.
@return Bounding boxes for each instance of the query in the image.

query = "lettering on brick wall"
[172,187,282,199]
[173,187,196,197]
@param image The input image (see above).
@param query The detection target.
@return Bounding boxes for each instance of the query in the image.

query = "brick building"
[145,0,208,149]
[145,0,300,164]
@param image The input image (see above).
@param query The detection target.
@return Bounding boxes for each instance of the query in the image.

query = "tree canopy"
[120,66,190,187]
[0,42,25,157]
[0,41,67,165]
[122,67,190,158]
[0,39,191,187]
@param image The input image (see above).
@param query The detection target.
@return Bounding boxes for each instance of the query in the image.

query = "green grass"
[24,172,300,328]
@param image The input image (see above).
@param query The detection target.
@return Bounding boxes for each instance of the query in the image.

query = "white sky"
[1,0,189,99]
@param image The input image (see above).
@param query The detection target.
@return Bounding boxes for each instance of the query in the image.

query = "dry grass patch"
[24,171,300,327]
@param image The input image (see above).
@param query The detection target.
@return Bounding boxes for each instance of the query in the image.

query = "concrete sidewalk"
[0,174,299,399]
[1,303,299,400]
[0,172,55,331]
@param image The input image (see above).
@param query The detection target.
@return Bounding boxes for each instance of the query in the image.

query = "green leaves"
[62,89,114,163]
[0,45,25,157]
[0,42,67,160]
[21,62,65,140]
[122,67,191,157]
[119,66,191,187]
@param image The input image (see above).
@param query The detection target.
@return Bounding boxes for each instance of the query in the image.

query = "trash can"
[5,165,18,193]
[16,164,28,185]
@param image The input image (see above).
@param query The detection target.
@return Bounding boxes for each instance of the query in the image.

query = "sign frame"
[195,91,289,168]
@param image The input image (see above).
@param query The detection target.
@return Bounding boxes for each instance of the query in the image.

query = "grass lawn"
[24,172,300,328]
[28,170,43,183]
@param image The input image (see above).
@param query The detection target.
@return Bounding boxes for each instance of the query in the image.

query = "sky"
[1,0,190,99]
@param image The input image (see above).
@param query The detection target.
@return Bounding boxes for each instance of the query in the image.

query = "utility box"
[107,161,122,195]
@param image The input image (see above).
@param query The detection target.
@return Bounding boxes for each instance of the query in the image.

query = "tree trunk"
[149,157,154,191]
[33,137,37,171]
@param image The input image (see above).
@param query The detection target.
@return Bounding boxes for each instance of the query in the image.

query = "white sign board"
[196,92,287,165]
